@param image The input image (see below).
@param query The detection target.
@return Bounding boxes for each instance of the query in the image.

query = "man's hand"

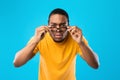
[13,26,49,67]
[33,26,48,43]
[68,26,99,69]
[67,26,83,44]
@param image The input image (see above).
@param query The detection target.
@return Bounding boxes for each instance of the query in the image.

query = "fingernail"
[67,26,69,28]
[67,29,69,31]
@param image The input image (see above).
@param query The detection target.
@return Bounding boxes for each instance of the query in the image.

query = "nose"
[55,25,60,32]
[56,25,60,29]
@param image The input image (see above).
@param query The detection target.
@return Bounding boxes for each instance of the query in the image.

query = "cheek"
[63,31,68,38]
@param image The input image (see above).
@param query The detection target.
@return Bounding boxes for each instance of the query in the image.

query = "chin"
[53,38,64,43]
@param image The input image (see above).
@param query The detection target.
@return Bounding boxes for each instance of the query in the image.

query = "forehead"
[49,14,68,24]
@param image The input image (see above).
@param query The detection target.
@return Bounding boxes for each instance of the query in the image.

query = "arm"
[79,41,99,69]
[13,26,48,67]
[13,40,38,67]
[67,26,99,69]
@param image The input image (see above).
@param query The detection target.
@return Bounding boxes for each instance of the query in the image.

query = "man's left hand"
[67,26,83,44]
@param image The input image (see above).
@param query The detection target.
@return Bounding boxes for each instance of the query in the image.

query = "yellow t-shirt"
[31,32,88,80]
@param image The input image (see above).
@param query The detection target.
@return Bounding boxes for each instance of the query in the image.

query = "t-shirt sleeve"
[76,36,88,56]
[27,37,39,54]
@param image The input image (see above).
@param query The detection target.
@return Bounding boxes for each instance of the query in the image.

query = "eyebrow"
[50,22,66,25]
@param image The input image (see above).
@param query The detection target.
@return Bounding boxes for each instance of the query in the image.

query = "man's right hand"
[13,26,49,67]
[33,26,48,43]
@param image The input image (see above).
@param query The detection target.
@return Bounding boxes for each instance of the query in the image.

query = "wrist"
[32,37,40,44]
[78,35,83,44]
[79,40,84,45]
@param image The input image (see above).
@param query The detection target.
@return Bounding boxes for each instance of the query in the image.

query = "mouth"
[48,28,68,42]
[54,33,63,39]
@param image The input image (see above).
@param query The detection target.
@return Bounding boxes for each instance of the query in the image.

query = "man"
[13,8,99,80]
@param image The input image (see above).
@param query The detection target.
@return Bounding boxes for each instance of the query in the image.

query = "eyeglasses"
[48,24,68,31]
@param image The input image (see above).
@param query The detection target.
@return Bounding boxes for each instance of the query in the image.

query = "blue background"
[0,0,120,80]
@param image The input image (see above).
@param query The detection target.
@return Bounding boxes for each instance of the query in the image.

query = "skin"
[48,14,69,42]
[13,14,99,69]
[67,26,99,69]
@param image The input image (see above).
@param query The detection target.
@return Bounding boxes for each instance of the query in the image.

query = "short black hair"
[48,8,69,24]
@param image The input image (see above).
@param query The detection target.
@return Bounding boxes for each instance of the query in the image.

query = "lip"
[55,32,62,35]
[54,33,63,38]
[55,35,62,38]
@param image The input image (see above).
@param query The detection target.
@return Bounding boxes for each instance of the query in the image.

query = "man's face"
[48,14,68,42]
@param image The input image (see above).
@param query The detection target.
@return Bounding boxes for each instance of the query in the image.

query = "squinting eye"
[60,24,65,27]
[50,25,56,28]
[60,25,64,27]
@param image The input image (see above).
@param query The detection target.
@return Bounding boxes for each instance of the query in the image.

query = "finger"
[40,30,47,37]
[36,27,45,32]
[71,27,79,34]
[36,29,46,34]
[36,29,45,35]
[67,26,70,29]
[47,25,52,28]
[73,27,82,34]
[74,33,79,38]
[46,26,52,33]
[70,29,82,38]
[44,26,50,32]
[67,26,74,32]
[36,27,48,35]
[77,29,82,35]
[75,33,81,37]
[36,26,49,33]
[37,26,48,30]
[70,28,76,35]
[39,31,46,40]
[41,26,49,32]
